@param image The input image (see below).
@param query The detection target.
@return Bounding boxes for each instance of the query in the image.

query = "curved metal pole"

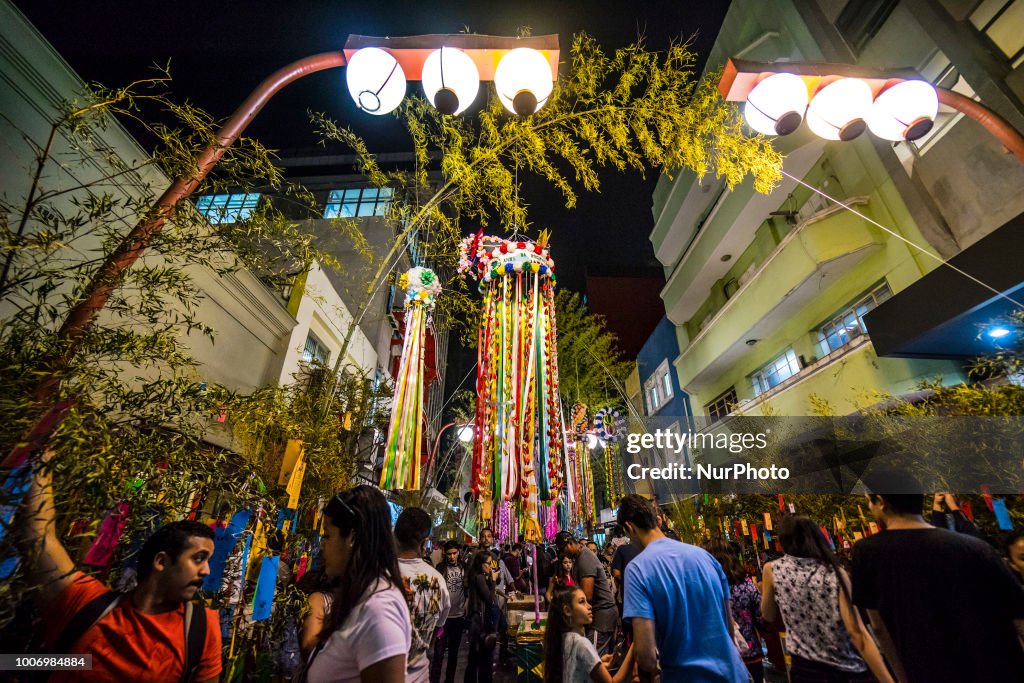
[420,421,464,503]
[6,52,348,468]
[937,87,1024,163]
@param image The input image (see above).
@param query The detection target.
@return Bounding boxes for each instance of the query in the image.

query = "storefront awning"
[864,211,1024,359]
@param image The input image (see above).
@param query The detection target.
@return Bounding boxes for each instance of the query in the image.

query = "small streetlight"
[345,47,407,115]
[421,47,481,115]
[719,58,1024,160]
[494,47,555,116]
[345,33,558,117]
[419,421,473,504]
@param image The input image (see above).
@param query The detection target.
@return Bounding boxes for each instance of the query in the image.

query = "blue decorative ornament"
[594,407,625,442]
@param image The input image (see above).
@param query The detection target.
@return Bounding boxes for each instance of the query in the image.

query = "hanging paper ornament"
[571,402,589,434]
[461,234,565,528]
[594,407,625,442]
[380,267,442,490]
[602,438,626,510]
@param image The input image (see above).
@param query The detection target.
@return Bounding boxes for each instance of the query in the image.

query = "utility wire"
[781,169,1024,309]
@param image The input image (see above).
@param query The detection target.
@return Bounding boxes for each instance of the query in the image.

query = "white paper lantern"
[743,73,809,136]
[422,47,480,115]
[867,79,939,141]
[494,48,554,115]
[345,47,407,116]
[806,77,873,141]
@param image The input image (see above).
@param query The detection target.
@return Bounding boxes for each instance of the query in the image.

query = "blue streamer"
[0,465,33,579]
[251,555,280,621]
[993,499,1013,530]
[204,509,251,591]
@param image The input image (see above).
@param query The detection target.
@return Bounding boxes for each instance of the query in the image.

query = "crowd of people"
[14,455,1024,682]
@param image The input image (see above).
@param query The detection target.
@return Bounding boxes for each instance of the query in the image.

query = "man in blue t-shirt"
[618,495,747,683]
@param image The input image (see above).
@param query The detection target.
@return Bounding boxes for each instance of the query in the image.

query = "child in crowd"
[544,585,634,683]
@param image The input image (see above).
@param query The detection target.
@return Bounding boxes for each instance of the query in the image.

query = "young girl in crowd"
[544,585,635,683]
[705,538,765,683]
[545,554,575,603]
[300,486,410,683]
[762,516,893,683]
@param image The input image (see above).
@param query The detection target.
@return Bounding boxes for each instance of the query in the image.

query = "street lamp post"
[5,34,558,469]
[419,421,473,503]
[718,58,1024,162]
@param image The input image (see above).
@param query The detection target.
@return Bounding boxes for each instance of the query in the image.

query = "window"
[816,283,893,357]
[751,349,801,397]
[644,360,674,414]
[302,332,330,366]
[836,0,898,55]
[705,387,738,423]
[324,187,393,218]
[647,383,661,413]
[195,193,260,224]
[971,0,1024,65]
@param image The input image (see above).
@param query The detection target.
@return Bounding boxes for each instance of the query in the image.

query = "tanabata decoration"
[565,439,598,530]
[595,406,626,508]
[380,267,442,490]
[204,509,251,591]
[570,402,589,434]
[594,407,624,442]
[460,233,565,525]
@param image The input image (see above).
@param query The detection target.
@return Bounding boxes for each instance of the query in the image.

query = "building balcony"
[675,200,882,393]
[658,137,825,319]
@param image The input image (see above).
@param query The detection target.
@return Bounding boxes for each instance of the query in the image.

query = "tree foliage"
[554,290,633,412]
[0,71,357,629]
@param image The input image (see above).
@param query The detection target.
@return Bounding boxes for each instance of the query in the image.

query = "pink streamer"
[83,501,130,568]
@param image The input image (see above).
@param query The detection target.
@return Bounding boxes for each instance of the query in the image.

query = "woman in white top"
[543,585,634,683]
[302,486,411,683]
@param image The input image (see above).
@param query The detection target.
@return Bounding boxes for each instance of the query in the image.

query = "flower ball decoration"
[457,233,557,290]
[594,407,625,442]
[400,266,442,309]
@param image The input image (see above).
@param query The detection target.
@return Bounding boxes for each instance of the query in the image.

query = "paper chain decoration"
[594,407,625,442]
[380,267,442,490]
[462,235,566,527]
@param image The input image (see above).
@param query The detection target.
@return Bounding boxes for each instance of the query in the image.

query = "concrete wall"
[274,262,377,385]
[807,0,1024,250]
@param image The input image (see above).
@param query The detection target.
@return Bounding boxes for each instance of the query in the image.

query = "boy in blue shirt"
[618,494,748,683]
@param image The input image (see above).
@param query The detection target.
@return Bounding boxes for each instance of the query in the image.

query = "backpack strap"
[52,590,122,655]
[181,601,207,683]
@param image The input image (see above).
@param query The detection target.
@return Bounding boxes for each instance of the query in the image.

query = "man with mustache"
[19,448,222,682]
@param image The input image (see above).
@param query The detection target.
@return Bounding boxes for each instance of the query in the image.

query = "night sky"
[14,0,731,291]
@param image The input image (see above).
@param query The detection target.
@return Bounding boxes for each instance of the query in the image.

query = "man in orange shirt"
[21,449,222,682]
